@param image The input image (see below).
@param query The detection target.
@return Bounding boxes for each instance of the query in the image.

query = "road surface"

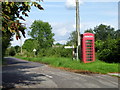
[2,57,119,89]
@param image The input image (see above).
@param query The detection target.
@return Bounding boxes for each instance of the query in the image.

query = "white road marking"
[42,74,53,79]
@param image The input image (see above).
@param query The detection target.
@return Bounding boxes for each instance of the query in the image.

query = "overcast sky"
[11,0,118,46]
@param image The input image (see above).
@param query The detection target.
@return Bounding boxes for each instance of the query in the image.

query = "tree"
[84,24,116,41]
[96,38,120,63]
[93,24,115,41]
[66,31,77,46]
[114,29,120,39]
[5,47,16,56]
[14,45,20,53]
[2,2,44,58]
[2,2,43,39]
[22,39,38,52]
[55,43,62,45]
[84,28,94,33]
[29,20,55,49]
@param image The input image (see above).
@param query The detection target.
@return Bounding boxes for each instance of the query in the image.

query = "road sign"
[33,49,36,52]
[64,46,74,49]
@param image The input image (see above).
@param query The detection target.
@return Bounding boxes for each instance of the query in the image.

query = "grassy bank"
[15,56,119,74]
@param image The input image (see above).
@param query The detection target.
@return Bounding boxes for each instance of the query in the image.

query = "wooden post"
[76,0,81,60]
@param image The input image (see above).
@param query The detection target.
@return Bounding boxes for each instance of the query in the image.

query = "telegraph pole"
[76,0,80,60]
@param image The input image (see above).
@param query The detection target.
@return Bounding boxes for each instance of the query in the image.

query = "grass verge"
[14,56,119,74]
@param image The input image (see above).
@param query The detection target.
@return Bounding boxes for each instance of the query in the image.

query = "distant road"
[2,57,119,89]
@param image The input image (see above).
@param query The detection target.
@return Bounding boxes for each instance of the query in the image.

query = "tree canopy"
[22,39,38,52]
[2,1,44,58]
[66,31,77,46]
[93,24,115,41]
[2,2,43,39]
[29,20,55,49]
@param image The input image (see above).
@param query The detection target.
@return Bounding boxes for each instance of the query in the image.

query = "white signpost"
[64,46,74,49]
[33,49,36,52]
[33,49,37,57]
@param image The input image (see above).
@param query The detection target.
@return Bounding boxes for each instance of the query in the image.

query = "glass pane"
[86,48,92,50]
[86,59,92,61]
[86,56,92,58]
[86,40,92,42]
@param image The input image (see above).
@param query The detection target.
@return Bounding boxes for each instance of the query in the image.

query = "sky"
[11,0,119,46]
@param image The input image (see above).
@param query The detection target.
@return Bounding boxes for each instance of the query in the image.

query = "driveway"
[2,57,119,89]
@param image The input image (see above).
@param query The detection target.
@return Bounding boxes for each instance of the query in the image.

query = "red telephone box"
[81,33,95,63]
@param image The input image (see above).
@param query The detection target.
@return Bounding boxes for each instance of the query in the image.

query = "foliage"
[22,39,38,52]
[29,20,54,49]
[84,24,120,63]
[17,49,35,57]
[15,56,119,74]
[2,2,43,39]
[114,29,120,39]
[14,45,21,53]
[6,47,16,56]
[96,39,120,63]
[93,24,115,41]
[66,31,77,46]
[2,1,43,59]
[55,43,62,45]
[84,28,94,33]
[2,31,13,58]
[37,47,72,58]
[84,24,116,41]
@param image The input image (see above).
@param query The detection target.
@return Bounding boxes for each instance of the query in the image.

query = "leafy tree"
[2,1,43,58]
[14,45,20,53]
[22,39,38,52]
[5,47,16,56]
[84,24,116,41]
[84,28,94,33]
[93,24,115,41]
[66,31,77,46]
[29,20,54,49]
[37,47,72,58]
[55,43,62,45]
[114,29,120,39]
[96,38,120,63]
[2,2,43,39]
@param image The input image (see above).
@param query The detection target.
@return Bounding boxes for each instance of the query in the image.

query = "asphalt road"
[2,57,119,89]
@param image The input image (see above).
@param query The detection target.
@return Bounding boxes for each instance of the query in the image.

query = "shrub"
[5,47,16,56]
[37,47,72,58]
[96,39,120,63]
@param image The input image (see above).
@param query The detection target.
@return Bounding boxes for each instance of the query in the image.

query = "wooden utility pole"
[76,0,80,60]
[118,1,120,29]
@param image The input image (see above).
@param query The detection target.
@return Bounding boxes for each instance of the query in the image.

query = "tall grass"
[15,56,119,74]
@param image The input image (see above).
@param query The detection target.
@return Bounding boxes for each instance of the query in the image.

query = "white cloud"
[52,22,73,36]
[56,27,70,36]
[10,31,31,46]
[66,0,83,9]
[21,19,34,28]
[79,22,118,33]
[54,40,67,44]
[11,19,34,46]
[51,22,75,44]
